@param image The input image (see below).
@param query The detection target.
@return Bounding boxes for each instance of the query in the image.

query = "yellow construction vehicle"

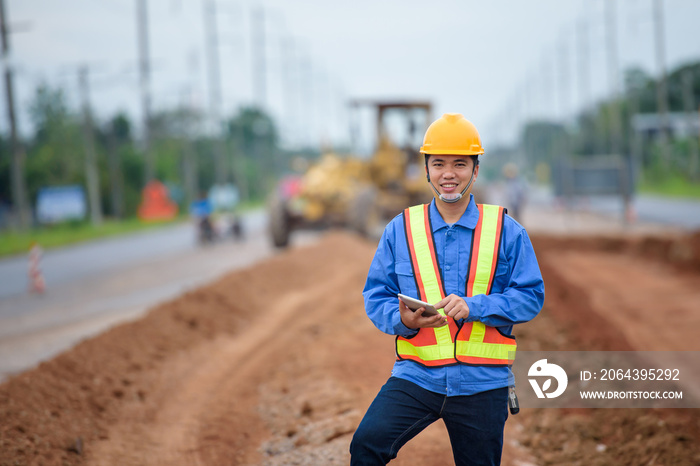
[269,101,434,247]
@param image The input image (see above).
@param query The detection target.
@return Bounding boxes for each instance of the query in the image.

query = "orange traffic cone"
[28,242,46,294]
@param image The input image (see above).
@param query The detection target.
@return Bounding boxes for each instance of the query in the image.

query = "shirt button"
[446,265,451,271]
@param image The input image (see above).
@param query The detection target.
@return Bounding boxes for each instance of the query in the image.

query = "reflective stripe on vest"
[396,203,459,366]
[395,203,517,367]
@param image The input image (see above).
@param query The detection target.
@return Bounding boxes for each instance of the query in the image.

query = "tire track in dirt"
[87,234,386,465]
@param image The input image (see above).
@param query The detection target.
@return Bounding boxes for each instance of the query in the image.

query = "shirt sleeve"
[362,221,419,338]
[464,220,545,327]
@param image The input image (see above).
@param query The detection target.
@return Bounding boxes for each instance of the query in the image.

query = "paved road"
[0,211,319,381]
[0,214,260,301]
[590,193,700,230]
[490,184,700,232]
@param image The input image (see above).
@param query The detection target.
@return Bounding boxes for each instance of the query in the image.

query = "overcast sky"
[5,0,700,152]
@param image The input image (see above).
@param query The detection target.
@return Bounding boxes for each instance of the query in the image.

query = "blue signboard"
[36,185,87,224]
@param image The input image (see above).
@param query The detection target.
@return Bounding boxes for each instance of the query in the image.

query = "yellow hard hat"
[419,113,484,156]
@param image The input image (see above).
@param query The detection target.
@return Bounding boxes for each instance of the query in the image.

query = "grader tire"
[349,187,381,239]
[269,199,291,248]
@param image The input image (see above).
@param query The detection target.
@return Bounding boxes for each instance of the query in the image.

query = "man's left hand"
[434,294,470,321]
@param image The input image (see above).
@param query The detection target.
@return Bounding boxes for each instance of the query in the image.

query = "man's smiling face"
[426,154,479,202]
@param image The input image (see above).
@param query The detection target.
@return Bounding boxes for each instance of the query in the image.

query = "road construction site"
[1,200,700,466]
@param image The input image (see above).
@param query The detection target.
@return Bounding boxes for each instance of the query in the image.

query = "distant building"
[631,112,700,139]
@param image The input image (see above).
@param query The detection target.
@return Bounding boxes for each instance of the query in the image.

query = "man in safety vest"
[350,113,545,465]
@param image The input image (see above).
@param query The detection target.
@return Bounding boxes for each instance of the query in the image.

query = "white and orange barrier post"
[28,242,46,294]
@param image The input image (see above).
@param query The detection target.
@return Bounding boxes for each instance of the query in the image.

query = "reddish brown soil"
[1,231,700,465]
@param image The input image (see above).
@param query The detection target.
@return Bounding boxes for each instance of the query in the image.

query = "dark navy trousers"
[350,377,509,465]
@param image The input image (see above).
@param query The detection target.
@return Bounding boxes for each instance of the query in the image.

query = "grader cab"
[268,101,434,248]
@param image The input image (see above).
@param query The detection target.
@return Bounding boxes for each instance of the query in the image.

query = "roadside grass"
[0,217,187,258]
[0,201,265,259]
[638,175,700,199]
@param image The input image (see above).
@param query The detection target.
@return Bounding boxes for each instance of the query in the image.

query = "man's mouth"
[441,183,458,191]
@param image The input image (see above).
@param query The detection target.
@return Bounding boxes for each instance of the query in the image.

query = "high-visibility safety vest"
[395,203,517,367]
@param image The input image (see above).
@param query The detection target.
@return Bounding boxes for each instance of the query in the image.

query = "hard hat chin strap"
[429,167,476,204]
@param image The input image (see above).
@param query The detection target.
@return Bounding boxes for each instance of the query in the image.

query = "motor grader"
[268,101,435,248]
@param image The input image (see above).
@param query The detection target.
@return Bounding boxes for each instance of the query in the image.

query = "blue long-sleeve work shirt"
[363,195,545,396]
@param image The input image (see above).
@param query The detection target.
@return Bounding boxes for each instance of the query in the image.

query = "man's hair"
[424,154,480,168]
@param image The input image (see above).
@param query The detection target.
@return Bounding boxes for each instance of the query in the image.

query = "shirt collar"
[428,194,479,232]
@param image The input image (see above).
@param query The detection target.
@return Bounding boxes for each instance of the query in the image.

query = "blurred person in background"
[189,191,215,244]
[502,162,526,223]
[351,113,545,466]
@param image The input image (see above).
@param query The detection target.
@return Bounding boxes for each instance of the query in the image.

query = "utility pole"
[280,36,296,147]
[514,83,527,167]
[558,34,574,202]
[181,88,198,208]
[251,6,266,109]
[78,66,103,226]
[106,119,125,219]
[627,67,644,186]
[202,0,227,185]
[653,0,671,165]
[0,0,29,229]
[577,18,591,114]
[315,66,330,150]
[578,14,606,155]
[302,56,314,147]
[219,4,250,202]
[550,47,559,121]
[538,59,548,119]
[558,37,569,122]
[136,0,154,183]
[541,56,554,120]
[605,0,622,156]
[681,70,699,180]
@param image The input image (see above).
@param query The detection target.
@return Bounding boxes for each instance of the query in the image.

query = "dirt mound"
[1,230,699,465]
[521,233,700,465]
[532,230,700,272]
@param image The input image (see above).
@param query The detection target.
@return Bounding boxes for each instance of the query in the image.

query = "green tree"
[149,106,209,207]
[97,113,138,218]
[0,135,9,208]
[521,121,568,167]
[25,84,84,207]
[226,106,281,201]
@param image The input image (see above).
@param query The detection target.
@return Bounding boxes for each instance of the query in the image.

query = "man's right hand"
[399,299,447,329]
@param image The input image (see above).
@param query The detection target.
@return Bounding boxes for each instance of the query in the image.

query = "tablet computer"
[398,293,439,317]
